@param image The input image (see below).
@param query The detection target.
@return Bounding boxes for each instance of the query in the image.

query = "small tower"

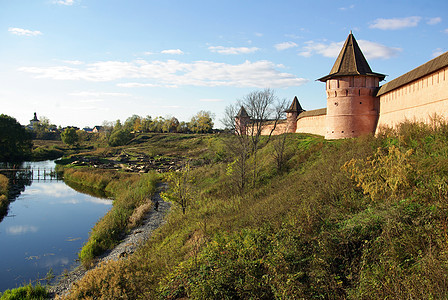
[318,32,386,139]
[235,106,250,135]
[284,96,304,133]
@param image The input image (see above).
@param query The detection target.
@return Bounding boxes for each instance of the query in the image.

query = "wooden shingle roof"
[298,108,327,119]
[377,51,448,96]
[285,96,305,113]
[236,106,250,118]
[318,32,386,82]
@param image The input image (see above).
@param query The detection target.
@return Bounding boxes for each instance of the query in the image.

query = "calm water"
[0,161,112,292]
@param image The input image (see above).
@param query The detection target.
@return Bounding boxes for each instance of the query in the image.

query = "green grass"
[0,283,47,300]
[61,125,448,299]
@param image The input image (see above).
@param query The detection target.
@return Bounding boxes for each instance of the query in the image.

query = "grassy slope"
[64,125,448,299]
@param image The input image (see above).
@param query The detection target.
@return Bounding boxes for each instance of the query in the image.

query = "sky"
[1,0,447,129]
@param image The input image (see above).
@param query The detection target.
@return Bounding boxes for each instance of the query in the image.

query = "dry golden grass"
[127,200,153,229]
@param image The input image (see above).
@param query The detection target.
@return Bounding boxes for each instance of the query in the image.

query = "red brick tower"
[285,96,304,133]
[318,32,386,139]
[235,106,250,135]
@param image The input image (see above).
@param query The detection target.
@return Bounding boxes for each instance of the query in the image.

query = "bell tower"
[318,32,386,139]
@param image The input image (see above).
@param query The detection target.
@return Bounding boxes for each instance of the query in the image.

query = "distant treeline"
[0,114,32,162]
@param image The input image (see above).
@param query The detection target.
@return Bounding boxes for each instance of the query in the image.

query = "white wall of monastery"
[376,66,448,132]
[296,114,327,136]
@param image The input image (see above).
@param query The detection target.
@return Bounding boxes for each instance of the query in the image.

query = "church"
[240,32,448,139]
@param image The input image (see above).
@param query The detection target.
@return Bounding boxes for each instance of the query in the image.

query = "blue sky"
[1,0,447,128]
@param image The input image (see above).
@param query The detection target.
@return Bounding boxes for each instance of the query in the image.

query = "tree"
[108,129,131,146]
[151,116,165,133]
[123,115,140,132]
[0,114,32,162]
[161,163,194,214]
[61,127,79,146]
[141,116,153,133]
[162,116,180,133]
[189,111,214,133]
[271,131,290,173]
[222,89,286,191]
[33,116,59,140]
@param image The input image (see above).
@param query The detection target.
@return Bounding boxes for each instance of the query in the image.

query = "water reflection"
[0,161,112,292]
[6,225,39,235]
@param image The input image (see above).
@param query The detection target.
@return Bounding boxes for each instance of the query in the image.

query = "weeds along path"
[99,182,170,262]
[49,182,170,298]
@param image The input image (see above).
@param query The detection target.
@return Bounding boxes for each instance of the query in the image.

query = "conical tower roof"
[285,96,305,113]
[236,106,250,118]
[318,32,385,82]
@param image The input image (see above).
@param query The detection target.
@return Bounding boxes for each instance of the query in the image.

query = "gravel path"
[47,182,170,298]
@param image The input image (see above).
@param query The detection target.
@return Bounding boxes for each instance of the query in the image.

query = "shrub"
[0,283,47,300]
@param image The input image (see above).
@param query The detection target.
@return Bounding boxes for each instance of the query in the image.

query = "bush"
[0,283,47,300]
[108,129,132,147]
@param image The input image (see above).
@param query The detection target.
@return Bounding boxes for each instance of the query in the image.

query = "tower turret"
[318,32,386,139]
[235,106,250,135]
[284,96,304,133]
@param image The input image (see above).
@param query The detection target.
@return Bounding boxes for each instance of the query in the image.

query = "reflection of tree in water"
[0,168,32,222]
[63,180,110,199]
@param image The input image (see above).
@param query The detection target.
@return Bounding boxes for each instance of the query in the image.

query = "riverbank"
[48,182,170,298]
[0,174,8,218]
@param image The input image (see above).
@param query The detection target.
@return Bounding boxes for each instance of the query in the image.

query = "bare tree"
[222,88,286,190]
[161,162,194,214]
[271,127,290,173]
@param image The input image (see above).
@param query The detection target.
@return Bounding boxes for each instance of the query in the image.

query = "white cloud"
[117,82,177,88]
[370,16,421,30]
[339,4,355,11]
[432,48,445,57]
[161,49,184,55]
[299,39,401,60]
[444,29,448,34]
[208,46,259,55]
[275,41,298,51]
[427,17,442,25]
[62,60,84,65]
[299,41,344,58]
[53,0,75,5]
[8,27,42,36]
[20,59,308,88]
[200,98,224,102]
[69,91,130,97]
[255,32,263,37]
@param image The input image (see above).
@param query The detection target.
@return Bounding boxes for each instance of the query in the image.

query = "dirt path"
[48,182,170,298]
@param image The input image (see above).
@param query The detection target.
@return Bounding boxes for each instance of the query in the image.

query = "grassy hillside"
[63,122,448,299]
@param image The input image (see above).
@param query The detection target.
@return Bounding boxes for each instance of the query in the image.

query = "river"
[0,160,112,292]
